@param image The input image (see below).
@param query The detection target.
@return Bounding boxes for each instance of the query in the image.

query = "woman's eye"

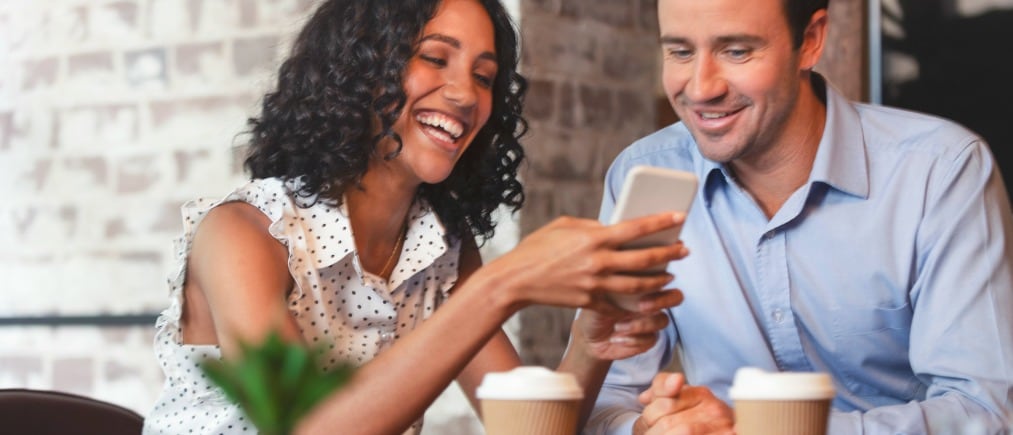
[474,73,493,88]
[420,54,446,66]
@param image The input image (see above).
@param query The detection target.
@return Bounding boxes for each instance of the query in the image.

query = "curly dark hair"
[243,0,528,243]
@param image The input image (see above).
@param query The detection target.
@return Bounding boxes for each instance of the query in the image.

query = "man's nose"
[684,55,728,103]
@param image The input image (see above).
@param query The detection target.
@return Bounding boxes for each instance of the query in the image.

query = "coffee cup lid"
[728,367,835,400]
[476,366,584,400]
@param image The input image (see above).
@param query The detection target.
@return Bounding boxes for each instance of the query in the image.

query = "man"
[580,0,1013,433]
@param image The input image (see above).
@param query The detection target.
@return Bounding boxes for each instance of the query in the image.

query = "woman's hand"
[480,212,689,313]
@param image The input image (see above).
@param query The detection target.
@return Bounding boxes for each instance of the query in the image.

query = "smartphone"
[610,165,698,262]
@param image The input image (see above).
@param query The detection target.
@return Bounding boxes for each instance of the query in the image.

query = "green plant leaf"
[201,360,240,402]
[280,343,310,392]
[236,354,280,431]
[199,331,355,435]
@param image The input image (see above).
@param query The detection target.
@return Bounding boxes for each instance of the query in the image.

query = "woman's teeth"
[417,113,464,139]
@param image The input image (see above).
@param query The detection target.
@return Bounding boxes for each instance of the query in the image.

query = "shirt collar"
[290,189,451,273]
[810,74,870,199]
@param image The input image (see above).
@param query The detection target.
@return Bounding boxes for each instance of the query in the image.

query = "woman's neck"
[345,164,419,277]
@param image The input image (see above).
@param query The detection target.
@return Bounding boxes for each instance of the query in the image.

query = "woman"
[143,0,687,433]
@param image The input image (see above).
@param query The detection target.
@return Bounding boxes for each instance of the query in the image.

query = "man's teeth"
[417,113,464,139]
[701,112,731,119]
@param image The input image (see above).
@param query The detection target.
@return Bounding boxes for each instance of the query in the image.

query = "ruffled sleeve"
[156,178,295,338]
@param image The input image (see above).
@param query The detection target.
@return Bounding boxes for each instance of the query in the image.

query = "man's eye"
[665,48,693,60]
[724,48,751,61]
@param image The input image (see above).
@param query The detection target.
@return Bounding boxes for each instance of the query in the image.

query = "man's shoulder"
[615,122,700,166]
[851,101,982,150]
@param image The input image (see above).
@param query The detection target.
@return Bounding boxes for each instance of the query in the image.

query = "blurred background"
[878,0,1013,193]
[0,0,1007,433]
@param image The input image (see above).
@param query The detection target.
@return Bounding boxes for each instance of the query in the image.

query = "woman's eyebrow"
[421,33,461,48]
[420,33,497,63]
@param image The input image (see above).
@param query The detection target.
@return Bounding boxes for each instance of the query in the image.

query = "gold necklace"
[379,222,407,279]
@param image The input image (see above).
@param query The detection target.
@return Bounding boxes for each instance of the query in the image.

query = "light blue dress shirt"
[586,77,1013,434]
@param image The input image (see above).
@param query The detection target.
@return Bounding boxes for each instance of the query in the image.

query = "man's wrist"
[632,416,648,435]
[559,323,611,376]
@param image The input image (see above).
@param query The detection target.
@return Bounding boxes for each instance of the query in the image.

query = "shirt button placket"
[772,308,785,324]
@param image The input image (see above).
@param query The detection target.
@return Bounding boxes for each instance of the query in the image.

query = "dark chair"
[0,388,144,435]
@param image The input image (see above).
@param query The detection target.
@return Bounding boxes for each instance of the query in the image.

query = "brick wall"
[0,0,296,320]
[0,0,317,417]
[515,0,664,367]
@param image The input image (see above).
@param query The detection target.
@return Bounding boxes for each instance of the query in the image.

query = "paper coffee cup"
[476,366,583,435]
[729,367,835,435]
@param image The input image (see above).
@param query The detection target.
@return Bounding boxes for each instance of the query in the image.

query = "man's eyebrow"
[714,34,765,45]
[420,33,498,63]
[659,34,765,45]
[659,35,690,45]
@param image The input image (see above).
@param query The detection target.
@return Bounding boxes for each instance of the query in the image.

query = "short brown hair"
[785,0,829,47]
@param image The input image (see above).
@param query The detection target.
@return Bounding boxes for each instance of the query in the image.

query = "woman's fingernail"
[614,321,633,332]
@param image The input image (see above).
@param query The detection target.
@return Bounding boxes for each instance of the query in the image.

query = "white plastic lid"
[728,367,835,400]
[476,366,584,400]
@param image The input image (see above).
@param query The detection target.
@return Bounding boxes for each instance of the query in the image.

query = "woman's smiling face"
[386,0,498,186]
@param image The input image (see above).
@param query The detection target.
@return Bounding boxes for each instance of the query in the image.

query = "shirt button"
[765,231,776,241]
[772,308,785,324]
[379,331,395,343]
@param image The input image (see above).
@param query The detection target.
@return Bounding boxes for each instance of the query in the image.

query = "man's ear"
[799,9,829,70]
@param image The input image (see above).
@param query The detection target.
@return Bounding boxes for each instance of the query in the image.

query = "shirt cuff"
[586,409,639,435]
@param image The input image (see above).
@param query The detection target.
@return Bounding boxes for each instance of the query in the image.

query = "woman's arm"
[452,235,522,415]
[186,206,685,435]
[295,213,688,434]
[183,201,299,358]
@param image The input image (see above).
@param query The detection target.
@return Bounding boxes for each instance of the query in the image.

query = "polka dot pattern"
[144,178,460,435]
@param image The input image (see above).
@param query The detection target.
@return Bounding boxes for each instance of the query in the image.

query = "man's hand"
[564,298,685,435]
[574,290,683,361]
[633,372,735,435]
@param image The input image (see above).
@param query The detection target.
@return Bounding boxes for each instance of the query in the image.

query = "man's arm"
[582,328,673,434]
[831,139,1013,433]
[829,399,1009,434]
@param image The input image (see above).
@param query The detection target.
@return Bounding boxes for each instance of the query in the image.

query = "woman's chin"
[419,172,454,185]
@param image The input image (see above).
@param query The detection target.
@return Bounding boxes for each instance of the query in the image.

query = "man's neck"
[731,73,827,219]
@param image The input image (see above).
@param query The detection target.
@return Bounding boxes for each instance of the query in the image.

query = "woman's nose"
[441,74,478,108]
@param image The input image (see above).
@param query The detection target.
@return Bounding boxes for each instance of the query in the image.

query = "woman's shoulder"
[175,178,295,259]
[225,177,294,211]
[198,201,273,238]
[188,182,290,263]
[182,177,291,225]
